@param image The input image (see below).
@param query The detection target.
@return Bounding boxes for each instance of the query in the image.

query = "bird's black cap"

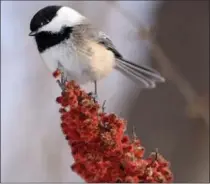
[29,5,62,35]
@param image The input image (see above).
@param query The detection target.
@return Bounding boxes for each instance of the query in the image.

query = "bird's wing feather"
[96,31,123,59]
[95,31,165,84]
[73,22,122,57]
[75,24,165,86]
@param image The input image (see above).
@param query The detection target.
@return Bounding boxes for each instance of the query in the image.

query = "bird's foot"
[88,92,98,102]
[57,80,66,91]
[57,72,68,91]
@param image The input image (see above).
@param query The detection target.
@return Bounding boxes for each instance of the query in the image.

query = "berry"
[55,79,173,183]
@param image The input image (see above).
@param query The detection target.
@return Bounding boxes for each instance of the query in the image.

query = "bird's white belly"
[40,44,92,84]
[40,40,116,84]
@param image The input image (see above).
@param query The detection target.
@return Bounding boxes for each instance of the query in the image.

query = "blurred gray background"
[1,1,209,183]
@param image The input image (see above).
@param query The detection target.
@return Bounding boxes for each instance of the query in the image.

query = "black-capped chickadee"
[29,5,165,96]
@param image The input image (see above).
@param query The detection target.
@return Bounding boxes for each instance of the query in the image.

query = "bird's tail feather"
[115,58,165,88]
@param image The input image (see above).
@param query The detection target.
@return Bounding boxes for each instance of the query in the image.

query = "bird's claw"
[57,79,66,91]
[56,62,68,91]
[57,71,68,91]
[88,92,98,102]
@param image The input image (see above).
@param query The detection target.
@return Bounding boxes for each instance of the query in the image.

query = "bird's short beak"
[29,31,37,36]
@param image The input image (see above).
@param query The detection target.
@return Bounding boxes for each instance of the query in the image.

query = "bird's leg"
[88,81,98,102]
[132,125,137,140]
[102,100,106,112]
[94,80,98,98]
[57,80,64,91]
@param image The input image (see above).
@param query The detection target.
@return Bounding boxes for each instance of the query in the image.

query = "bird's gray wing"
[94,31,165,86]
[73,22,122,58]
[80,25,165,87]
[96,31,123,59]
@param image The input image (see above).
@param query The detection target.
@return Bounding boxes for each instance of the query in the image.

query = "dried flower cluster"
[54,71,173,183]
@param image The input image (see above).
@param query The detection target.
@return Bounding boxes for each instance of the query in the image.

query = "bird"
[29,5,165,98]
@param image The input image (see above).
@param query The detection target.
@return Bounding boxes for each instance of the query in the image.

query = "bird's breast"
[40,39,116,84]
[85,41,116,80]
[40,40,92,84]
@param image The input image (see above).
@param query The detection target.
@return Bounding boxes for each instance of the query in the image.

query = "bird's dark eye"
[30,5,62,32]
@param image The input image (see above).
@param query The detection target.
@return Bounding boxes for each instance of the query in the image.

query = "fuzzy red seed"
[62,101,69,107]
[56,97,63,104]
[121,136,129,143]
[59,108,66,113]
[61,91,69,97]
[115,178,122,183]
[161,168,170,176]
[61,123,67,129]
[55,80,173,183]
[134,150,144,158]
[151,160,158,168]
[125,176,134,182]
[123,145,133,152]
[71,164,77,171]
[62,128,69,135]
[166,175,173,182]
[52,69,61,78]
[61,114,68,121]
[159,162,168,168]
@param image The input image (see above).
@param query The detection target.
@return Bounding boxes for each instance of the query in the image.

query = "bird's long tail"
[115,58,165,88]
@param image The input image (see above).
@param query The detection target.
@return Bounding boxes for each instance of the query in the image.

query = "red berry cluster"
[55,80,173,183]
